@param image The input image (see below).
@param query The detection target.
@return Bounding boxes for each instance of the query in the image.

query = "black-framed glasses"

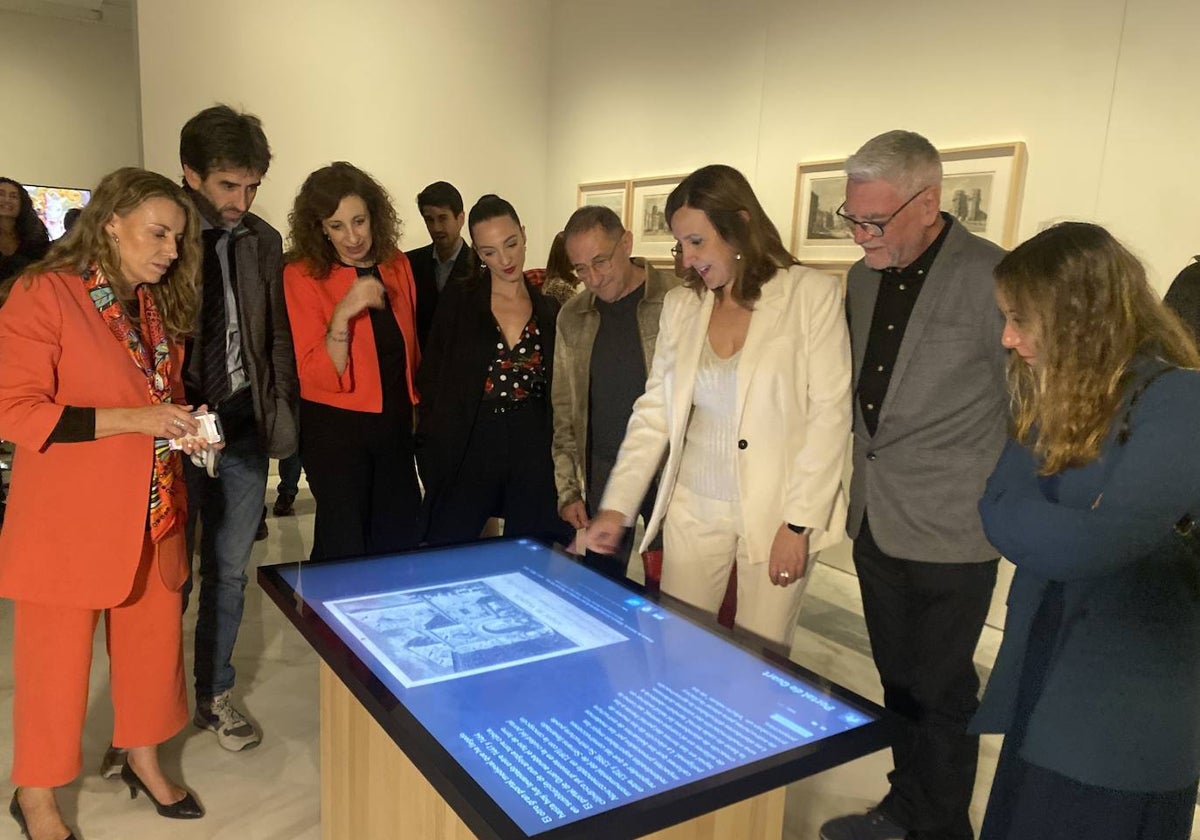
[571,237,623,279]
[836,186,929,238]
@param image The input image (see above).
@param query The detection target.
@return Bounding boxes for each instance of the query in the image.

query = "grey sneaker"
[819,809,907,840]
[99,745,127,779]
[194,690,261,751]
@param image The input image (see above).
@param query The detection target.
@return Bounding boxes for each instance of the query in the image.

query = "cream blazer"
[600,265,851,566]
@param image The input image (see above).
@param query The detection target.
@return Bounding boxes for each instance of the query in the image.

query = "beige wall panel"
[136,0,552,255]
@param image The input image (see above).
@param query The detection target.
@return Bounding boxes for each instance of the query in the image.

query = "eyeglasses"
[572,238,623,279]
[835,186,929,238]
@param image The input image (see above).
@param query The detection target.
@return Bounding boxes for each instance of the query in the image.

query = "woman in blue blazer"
[974,221,1200,839]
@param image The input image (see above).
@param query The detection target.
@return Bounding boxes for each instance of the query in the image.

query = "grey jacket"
[846,218,1007,563]
[551,260,678,511]
[184,210,298,459]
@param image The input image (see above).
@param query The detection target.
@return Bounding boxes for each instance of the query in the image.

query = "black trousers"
[424,399,570,547]
[982,747,1197,840]
[582,454,658,582]
[300,399,422,562]
[853,514,999,840]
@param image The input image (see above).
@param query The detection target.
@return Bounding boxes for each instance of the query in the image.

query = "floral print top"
[482,315,547,409]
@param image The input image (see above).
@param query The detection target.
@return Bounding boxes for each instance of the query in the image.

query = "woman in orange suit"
[0,168,213,840]
[283,162,422,561]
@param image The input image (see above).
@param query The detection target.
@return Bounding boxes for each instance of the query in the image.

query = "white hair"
[845,130,942,196]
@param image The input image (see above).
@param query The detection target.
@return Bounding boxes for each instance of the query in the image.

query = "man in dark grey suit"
[405,181,474,349]
[819,131,1008,840]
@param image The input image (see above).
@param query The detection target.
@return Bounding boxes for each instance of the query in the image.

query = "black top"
[857,212,953,436]
[588,283,647,466]
[358,264,410,417]
[1164,259,1200,342]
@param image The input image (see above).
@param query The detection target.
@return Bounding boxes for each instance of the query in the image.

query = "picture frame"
[576,180,631,229]
[790,141,1029,259]
[790,159,854,262]
[630,174,686,260]
[937,142,1027,248]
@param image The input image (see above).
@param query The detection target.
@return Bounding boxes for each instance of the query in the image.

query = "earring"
[735,253,742,261]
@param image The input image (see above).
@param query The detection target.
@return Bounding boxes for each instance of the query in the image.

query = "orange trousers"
[11,529,188,787]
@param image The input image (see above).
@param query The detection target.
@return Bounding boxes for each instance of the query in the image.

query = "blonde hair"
[996,222,1199,473]
[28,167,201,339]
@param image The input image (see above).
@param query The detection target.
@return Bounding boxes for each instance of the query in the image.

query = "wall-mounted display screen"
[261,539,890,840]
[24,184,91,240]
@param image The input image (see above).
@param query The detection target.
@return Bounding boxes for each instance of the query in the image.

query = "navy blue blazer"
[973,364,1200,792]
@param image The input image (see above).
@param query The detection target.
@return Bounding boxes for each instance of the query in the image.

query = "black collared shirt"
[858,213,953,436]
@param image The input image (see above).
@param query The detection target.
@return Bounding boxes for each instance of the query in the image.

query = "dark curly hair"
[285,162,401,279]
[0,176,51,259]
[664,164,797,307]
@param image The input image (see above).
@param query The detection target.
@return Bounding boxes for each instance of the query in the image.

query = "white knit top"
[677,340,740,501]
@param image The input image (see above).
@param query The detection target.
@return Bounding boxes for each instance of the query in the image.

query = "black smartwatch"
[787,524,811,535]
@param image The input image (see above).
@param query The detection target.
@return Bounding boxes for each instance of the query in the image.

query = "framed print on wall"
[577,180,631,228]
[937,142,1027,248]
[791,159,855,262]
[630,175,686,260]
[791,141,1029,260]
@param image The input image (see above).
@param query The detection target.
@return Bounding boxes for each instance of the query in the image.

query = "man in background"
[553,205,679,586]
[179,104,298,753]
[820,130,1008,840]
[405,180,473,348]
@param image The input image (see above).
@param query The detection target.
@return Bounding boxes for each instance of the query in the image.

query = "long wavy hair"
[286,162,401,279]
[997,221,1200,473]
[27,168,201,339]
[664,164,797,307]
[0,176,51,257]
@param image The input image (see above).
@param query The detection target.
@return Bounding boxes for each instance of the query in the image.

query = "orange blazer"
[283,253,421,412]
[0,272,189,609]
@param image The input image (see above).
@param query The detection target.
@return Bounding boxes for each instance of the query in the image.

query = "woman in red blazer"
[0,168,213,839]
[283,162,421,561]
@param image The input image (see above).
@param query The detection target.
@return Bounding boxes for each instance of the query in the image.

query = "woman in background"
[283,162,421,561]
[587,164,851,647]
[417,194,569,546]
[541,231,580,305]
[0,177,50,286]
[973,222,1200,840]
[0,167,211,840]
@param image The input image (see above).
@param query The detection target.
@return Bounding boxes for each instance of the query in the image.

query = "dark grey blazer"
[845,218,1008,563]
[406,240,476,350]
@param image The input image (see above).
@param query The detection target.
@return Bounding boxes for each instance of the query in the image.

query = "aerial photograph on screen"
[325,572,628,687]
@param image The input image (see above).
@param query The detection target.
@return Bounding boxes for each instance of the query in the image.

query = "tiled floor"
[0,477,1195,839]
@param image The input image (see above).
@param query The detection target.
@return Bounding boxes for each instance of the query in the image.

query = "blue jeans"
[276,452,302,496]
[183,418,268,698]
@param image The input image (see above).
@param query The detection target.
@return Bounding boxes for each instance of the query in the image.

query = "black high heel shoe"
[119,763,204,819]
[9,790,78,840]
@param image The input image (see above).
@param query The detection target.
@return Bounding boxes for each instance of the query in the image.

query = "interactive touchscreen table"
[259,538,892,840]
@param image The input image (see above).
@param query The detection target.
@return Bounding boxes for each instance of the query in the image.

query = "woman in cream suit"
[588,164,851,646]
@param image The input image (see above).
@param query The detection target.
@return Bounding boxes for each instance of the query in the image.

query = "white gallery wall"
[546,0,1200,291]
[136,0,552,255]
[0,9,140,191]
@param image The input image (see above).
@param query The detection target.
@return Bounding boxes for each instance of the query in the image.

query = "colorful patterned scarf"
[82,267,182,542]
